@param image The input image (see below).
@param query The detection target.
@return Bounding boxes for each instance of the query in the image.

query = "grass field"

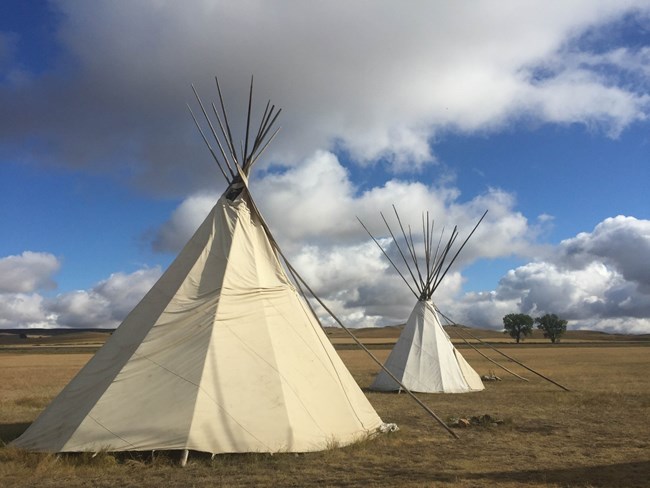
[0,337,648,487]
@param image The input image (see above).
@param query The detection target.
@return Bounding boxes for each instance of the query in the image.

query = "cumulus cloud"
[48,267,162,329]
[0,266,161,329]
[1,1,649,194]
[2,2,650,334]
[254,151,536,262]
[450,216,650,334]
[0,293,56,329]
[0,251,61,293]
[153,150,534,254]
[525,68,649,136]
[557,216,650,292]
[232,189,650,333]
[151,193,218,252]
[149,151,538,328]
[3,215,649,334]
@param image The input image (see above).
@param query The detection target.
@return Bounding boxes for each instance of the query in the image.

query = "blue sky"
[1,1,649,333]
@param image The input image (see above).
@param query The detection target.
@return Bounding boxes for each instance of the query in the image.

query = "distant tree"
[502,313,534,343]
[535,314,568,343]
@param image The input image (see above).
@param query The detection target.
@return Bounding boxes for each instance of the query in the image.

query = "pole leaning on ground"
[284,260,460,440]
[437,309,571,392]
[448,324,530,382]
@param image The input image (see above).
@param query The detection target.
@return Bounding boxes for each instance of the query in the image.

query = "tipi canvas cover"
[371,300,484,393]
[13,80,383,454]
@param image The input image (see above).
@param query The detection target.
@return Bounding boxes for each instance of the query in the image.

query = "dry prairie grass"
[0,344,649,487]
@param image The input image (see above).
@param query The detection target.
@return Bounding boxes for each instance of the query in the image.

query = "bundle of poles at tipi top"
[358,207,488,303]
[187,76,281,185]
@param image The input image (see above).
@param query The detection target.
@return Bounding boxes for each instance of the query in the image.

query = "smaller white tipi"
[361,208,486,394]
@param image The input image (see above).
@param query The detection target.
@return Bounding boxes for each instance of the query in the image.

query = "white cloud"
[451,216,650,334]
[150,152,538,328]
[1,1,649,193]
[91,267,163,321]
[3,214,649,334]
[447,290,520,330]
[47,267,162,329]
[557,216,650,291]
[2,2,649,334]
[255,151,535,263]
[0,251,61,293]
[151,193,218,252]
[526,69,649,136]
[0,266,161,329]
[0,293,56,329]
[47,290,112,329]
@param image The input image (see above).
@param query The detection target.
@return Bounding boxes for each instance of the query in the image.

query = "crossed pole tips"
[188,75,281,186]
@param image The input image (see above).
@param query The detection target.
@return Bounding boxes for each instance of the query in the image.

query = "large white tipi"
[13,79,384,455]
[361,209,486,394]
